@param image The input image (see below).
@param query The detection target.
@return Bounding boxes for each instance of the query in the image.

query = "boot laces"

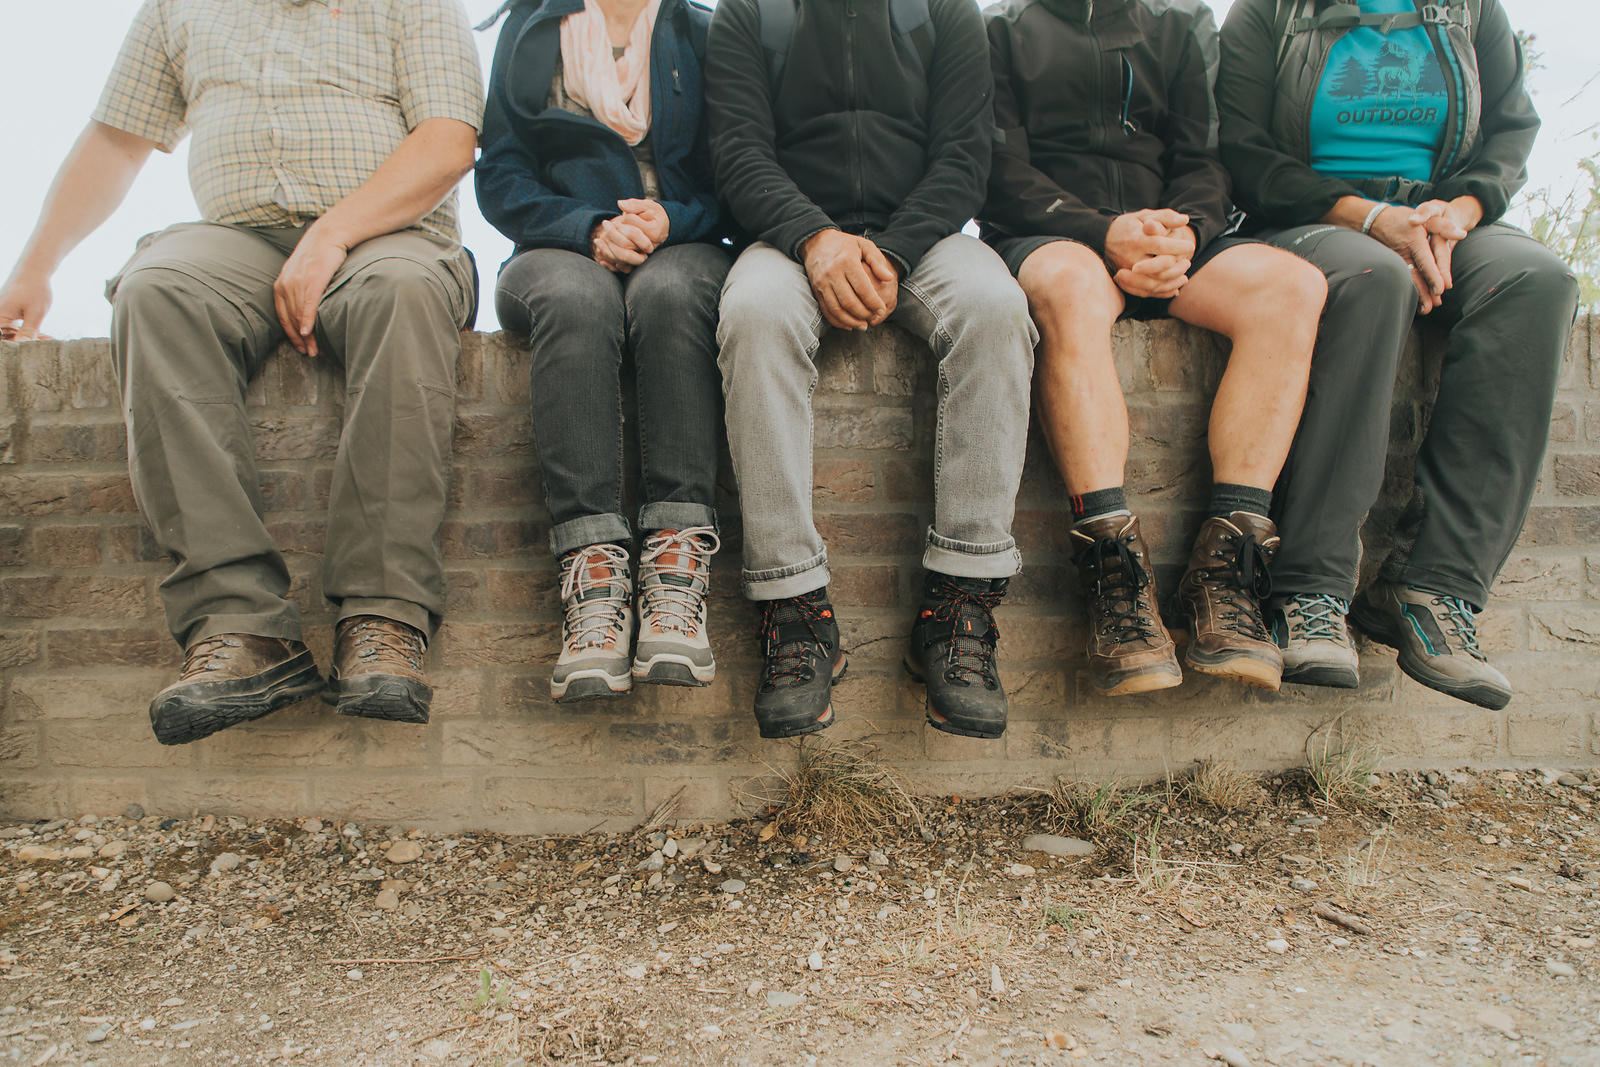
[179,634,244,681]
[1205,533,1274,642]
[560,543,632,652]
[1286,594,1349,643]
[1432,595,1485,660]
[759,594,831,690]
[346,618,424,672]
[925,578,1003,688]
[1073,534,1160,644]
[639,527,720,636]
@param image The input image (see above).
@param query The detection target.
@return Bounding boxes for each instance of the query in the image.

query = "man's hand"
[0,272,52,341]
[274,225,350,356]
[1113,254,1192,299]
[802,229,895,331]
[617,199,669,248]
[1104,209,1195,298]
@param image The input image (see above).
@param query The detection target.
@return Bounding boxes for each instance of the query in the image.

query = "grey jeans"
[107,221,474,646]
[1263,222,1580,608]
[717,235,1037,599]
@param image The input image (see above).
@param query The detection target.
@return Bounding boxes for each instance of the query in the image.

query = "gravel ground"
[3,765,1598,1066]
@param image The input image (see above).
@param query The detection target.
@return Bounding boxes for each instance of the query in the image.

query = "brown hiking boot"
[149,634,323,745]
[1175,511,1283,690]
[326,615,432,723]
[1069,514,1183,696]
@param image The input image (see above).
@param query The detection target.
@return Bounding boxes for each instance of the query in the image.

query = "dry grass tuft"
[1304,725,1383,810]
[1044,777,1154,838]
[770,739,922,847]
[1185,760,1264,813]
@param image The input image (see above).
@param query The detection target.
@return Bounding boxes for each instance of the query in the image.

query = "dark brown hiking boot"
[1175,511,1283,690]
[325,616,432,724]
[149,634,323,745]
[1069,514,1182,696]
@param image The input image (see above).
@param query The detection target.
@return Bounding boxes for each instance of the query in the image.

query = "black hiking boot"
[904,573,1009,739]
[753,589,846,739]
[150,634,323,745]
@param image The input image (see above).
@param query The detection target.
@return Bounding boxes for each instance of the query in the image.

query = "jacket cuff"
[772,215,840,263]
[872,232,934,276]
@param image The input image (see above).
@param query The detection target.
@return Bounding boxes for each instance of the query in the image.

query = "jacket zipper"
[846,0,864,212]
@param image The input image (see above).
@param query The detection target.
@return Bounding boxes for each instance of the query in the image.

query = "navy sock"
[1208,482,1273,520]
[1070,486,1128,524]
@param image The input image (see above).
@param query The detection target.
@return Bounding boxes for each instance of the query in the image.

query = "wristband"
[1360,202,1386,235]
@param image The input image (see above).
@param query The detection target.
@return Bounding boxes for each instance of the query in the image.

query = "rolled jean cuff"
[185,613,304,650]
[742,550,830,601]
[922,528,1022,580]
[338,597,435,642]
[1385,564,1490,614]
[550,513,632,558]
[639,502,718,535]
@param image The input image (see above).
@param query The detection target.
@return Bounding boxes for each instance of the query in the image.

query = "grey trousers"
[107,221,476,647]
[1263,222,1580,608]
[717,235,1037,599]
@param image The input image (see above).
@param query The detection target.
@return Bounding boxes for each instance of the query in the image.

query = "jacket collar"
[1038,0,1128,24]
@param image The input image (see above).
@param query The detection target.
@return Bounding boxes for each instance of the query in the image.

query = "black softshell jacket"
[705,0,995,272]
[980,0,1233,255]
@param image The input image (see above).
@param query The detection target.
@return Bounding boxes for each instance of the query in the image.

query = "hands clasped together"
[800,228,901,331]
[1102,208,1196,300]
[1364,196,1481,313]
[590,198,672,273]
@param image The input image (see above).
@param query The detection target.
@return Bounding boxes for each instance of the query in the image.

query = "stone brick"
[59,340,119,409]
[0,631,41,671]
[1492,557,1583,602]
[16,339,65,411]
[0,725,41,769]
[1549,402,1577,443]
[152,776,314,819]
[454,411,536,457]
[606,721,742,763]
[1555,455,1600,498]
[0,415,18,465]
[828,565,898,607]
[442,720,603,767]
[4,576,148,619]
[25,421,126,464]
[483,776,635,818]
[45,722,190,769]
[1528,608,1600,652]
[643,776,740,823]
[0,525,23,567]
[873,339,923,397]
[1507,709,1586,758]
[45,626,174,669]
[814,512,921,556]
[31,524,103,567]
[814,459,876,504]
[274,351,324,406]
[265,520,327,556]
[881,457,930,505]
[195,717,368,769]
[440,518,542,560]
[453,335,485,403]
[485,568,557,615]
[1518,507,1600,547]
[310,776,476,824]
[0,777,70,821]
[466,465,541,508]
[250,416,341,461]
[814,404,914,450]
[71,778,152,819]
[106,523,164,564]
[435,621,559,668]
[816,344,872,394]
[0,473,137,517]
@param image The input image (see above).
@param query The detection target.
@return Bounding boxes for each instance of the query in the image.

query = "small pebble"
[1546,960,1576,978]
[719,879,746,895]
[143,881,175,903]
[1264,939,1289,954]
[807,952,824,971]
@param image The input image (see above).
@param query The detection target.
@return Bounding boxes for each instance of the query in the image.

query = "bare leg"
[1016,241,1128,493]
[1167,244,1326,487]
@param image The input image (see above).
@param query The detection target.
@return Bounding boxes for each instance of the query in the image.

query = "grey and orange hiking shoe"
[1270,593,1359,689]
[1349,580,1510,710]
[150,634,322,745]
[754,589,845,739]
[328,616,433,723]
[634,527,719,687]
[1175,512,1283,690]
[1069,514,1183,696]
[905,573,1009,739]
[553,543,634,703]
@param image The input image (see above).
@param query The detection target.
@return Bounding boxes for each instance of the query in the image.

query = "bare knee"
[1018,241,1121,327]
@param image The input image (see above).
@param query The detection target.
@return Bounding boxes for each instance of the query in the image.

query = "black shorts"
[988,232,1259,320]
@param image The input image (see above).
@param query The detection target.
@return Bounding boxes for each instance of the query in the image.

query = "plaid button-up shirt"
[93,0,484,242]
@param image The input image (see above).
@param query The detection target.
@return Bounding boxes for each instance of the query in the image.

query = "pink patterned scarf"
[559,0,661,146]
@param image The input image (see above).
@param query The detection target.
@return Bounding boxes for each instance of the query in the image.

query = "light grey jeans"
[717,234,1037,599]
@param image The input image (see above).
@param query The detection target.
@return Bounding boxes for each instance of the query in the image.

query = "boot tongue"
[577,560,626,602]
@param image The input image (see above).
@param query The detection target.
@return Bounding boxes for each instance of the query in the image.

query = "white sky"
[1,0,1595,338]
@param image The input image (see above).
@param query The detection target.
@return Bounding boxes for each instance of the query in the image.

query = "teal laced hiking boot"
[1349,580,1510,710]
[1270,593,1359,689]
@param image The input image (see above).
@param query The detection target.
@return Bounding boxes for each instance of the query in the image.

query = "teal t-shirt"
[1309,0,1450,181]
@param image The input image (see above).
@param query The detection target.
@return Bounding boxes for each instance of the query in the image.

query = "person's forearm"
[307,118,478,250]
[10,121,154,279]
[1321,195,1384,231]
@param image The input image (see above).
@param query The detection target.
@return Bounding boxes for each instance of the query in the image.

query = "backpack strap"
[1286,0,1471,35]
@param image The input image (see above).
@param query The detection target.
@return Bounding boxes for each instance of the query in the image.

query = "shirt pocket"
[311,4,400,106]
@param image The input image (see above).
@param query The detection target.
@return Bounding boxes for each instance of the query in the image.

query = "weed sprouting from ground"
[1045,778,1155,839]
[1305,726,1383,811]
[1185,760,1263,814]
[770,739,921,847]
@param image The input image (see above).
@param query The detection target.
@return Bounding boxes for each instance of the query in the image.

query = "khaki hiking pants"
[106,221,476,648]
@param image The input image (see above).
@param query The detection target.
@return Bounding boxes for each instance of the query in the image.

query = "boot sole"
[632,652,715,687]
[902,656,1006,740]
[1349,600,1510,710]
[1185,646,1282,691]
[330,674,432,724]
[756,656,846,739]
[1281,661,1360,689]
[1095,659,1184,697]
[552,669,632,703]
[150,653,324,746]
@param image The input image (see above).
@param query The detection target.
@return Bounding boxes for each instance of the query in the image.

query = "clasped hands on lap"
[591,198,671,272]
[1329,193,1483,313]
[1102,207,1195,300]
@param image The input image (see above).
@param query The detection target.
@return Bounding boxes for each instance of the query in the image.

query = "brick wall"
[2,317,1597,831]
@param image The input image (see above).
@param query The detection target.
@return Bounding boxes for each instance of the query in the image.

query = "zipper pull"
[673,67,682,92]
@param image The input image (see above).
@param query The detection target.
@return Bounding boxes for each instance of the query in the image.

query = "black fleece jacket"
[705,0,995,272]
[980,0,1233,256]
